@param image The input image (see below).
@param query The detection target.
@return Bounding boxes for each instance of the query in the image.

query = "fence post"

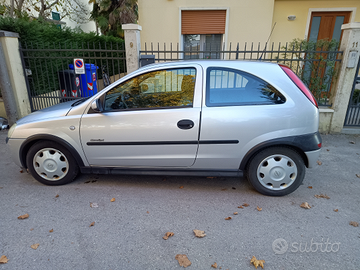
[329,22,360,133]
[0,30,31,123]
[122,24,142,74]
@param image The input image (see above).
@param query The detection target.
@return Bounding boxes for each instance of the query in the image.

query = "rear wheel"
[246,147,305,196]
[26,141,79,185]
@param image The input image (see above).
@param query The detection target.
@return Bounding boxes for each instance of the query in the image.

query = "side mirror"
[91,99,103,112]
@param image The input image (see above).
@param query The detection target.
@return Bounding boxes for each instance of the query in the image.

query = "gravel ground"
[0,130,359,270]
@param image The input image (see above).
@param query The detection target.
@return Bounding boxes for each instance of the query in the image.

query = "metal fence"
[141,42,343,106]
[20,41,126,111]
[344,59,360,126]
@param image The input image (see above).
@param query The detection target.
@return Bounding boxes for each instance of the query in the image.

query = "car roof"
[137,59,280,72]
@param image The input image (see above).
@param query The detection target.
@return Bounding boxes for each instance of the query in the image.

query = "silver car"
[6,60,321,196]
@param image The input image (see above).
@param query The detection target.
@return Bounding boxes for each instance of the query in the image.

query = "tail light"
[279,64,318,108]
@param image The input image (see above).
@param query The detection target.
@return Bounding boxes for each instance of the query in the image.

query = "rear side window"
[206,67,286,107]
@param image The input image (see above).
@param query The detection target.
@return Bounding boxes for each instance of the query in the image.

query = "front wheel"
[26,141,79,185]
[246,147,305,196]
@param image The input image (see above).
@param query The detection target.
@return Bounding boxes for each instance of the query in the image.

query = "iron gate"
[20,41,126,112]
[344,59,360,126]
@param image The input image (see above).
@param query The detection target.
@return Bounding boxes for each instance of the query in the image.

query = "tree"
[90,0,138,38]
[0,0,91,24]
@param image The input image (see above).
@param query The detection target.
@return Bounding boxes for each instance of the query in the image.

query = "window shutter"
[181,10,226,35]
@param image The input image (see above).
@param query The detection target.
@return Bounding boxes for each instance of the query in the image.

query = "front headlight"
[7,123,17,138]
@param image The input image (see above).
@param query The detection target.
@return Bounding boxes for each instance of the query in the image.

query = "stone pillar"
[329,22,360,133]
[0,31,31,121]
[122,24,142,74]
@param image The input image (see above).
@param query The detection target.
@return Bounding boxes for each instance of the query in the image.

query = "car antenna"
[258,22,277,60]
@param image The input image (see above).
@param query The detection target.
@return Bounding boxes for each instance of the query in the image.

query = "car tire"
[246,147,305,196]
[26,141,79,185]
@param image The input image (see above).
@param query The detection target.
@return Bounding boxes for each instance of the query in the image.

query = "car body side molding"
[86,140,239,146]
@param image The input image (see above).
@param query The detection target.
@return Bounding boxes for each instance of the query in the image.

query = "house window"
[184,34,222,59]
[182,10,226,60]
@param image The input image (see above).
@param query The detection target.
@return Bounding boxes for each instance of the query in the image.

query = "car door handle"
[177,119,195,130]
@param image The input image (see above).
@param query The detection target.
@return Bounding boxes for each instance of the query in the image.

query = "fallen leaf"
[211,262,218,268]
[20,169,23,173]
[356,174,360,178]
[326,149,330,151]
[55,194,59,198]
[250,256,265,269]
[90,202,98,208]
[234,212,238,215]
[238,206,244,209]
[308,186,313,189]
[110,198,115,202]
[0,255,8,264]
[30,228,34,231]
[163,232,174,240]
[315,194,330,199]
[300,202,311,209]
[349,221,359,227]
[350,141,355,144]
[175,254,191,268]
[243,203,249,207]
[221,188,227,191]
[18,213,29,219]
[179,186,184,189]
[317,161,322,165]
[334,209,338,212]
[225,217,232,220]
[257,206,262,211]
[31,243,39,250]
[193,229,206,238]
[49,229,53,233]
[146,211,149,214]
[89,222,95,227]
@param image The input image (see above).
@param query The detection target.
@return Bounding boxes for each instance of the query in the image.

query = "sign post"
[74,58,85,74]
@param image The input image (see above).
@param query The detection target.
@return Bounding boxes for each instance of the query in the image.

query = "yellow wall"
[138,0,360,48]
[138,0,275,49]
[271,0,360,45]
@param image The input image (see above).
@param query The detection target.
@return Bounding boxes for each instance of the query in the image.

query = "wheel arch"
[19,134,85,169]
[239,135,320,171]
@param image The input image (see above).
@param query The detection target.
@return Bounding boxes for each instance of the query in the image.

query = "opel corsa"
[6,60,322,196]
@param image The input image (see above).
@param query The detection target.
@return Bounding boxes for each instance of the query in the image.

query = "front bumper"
[7,138,26,168]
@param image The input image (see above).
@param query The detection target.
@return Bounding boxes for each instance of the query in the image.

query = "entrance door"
[308,12,350,43]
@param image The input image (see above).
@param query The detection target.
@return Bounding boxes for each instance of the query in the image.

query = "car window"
[104,68,196,111]
[206,67,286,107]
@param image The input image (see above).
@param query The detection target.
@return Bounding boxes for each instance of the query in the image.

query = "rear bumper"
[305,148,321,168]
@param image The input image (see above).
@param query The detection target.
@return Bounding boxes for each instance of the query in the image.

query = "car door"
[80,64,202,167]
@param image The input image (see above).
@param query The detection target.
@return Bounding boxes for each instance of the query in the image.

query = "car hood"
[17,101,74,125]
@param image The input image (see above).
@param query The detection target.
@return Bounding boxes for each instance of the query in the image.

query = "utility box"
[140,55,155,67]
